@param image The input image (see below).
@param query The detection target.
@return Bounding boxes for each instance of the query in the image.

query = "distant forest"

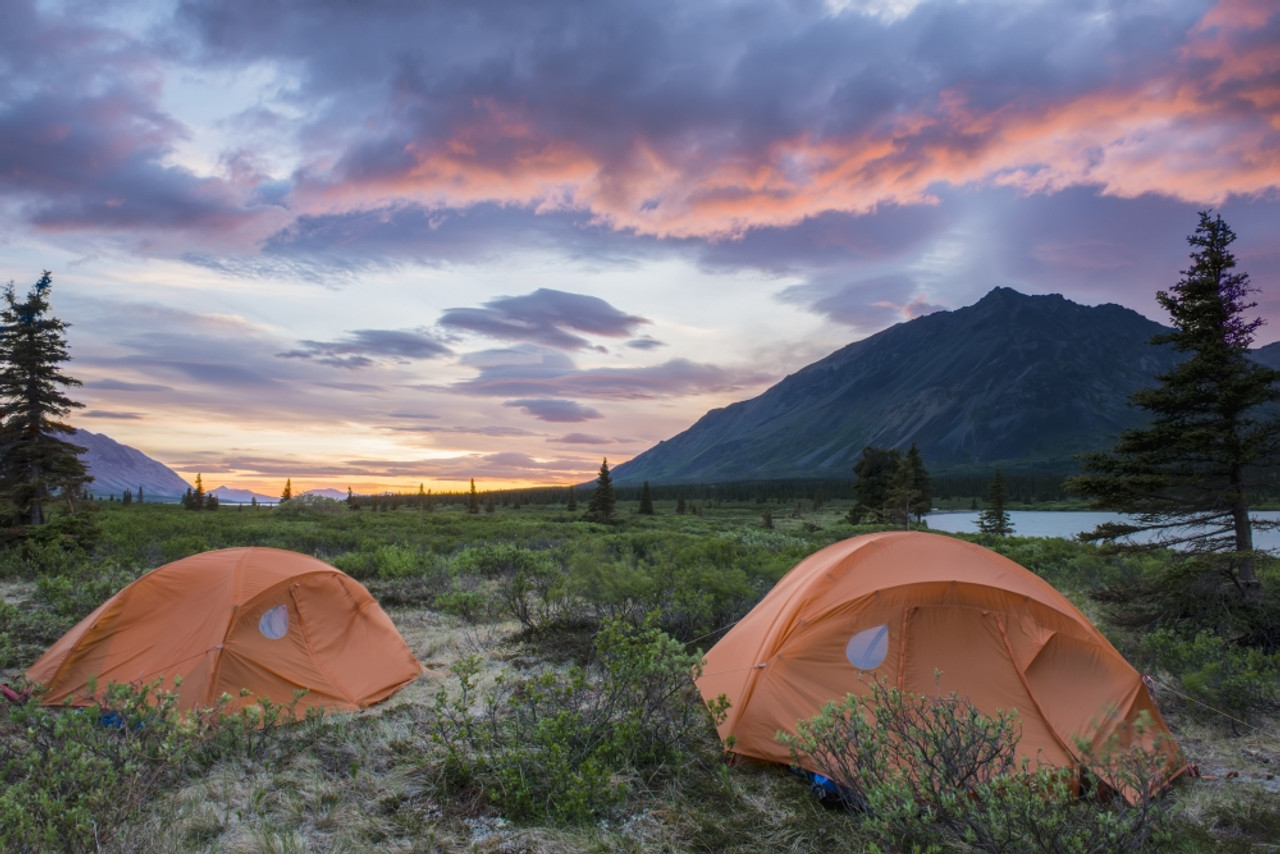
[348,470,1082,511]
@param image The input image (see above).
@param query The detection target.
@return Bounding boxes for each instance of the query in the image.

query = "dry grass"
[89,601,868,854]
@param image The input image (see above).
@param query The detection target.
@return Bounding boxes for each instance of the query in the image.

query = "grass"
[1,498,1278,852]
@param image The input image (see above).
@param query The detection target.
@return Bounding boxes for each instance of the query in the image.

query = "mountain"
[1254,341,1280,371]
[304,488,350,501]
[209,485,278,505]
[612,288,1189,485]
[74,428,191,498]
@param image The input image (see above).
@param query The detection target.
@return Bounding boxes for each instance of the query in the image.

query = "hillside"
[613,287,1184,485]
[74,428,190,499]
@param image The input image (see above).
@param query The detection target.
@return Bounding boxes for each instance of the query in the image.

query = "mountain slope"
[1254,341,1280,371]
[613,288,1183,484]
[74,429,190,498]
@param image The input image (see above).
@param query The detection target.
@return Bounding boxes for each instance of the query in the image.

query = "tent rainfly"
[27,547,424,714]
[695,531,1185,791]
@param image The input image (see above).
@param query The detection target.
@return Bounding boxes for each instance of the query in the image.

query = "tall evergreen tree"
[886,455,919,530]
[1068,211,1279,601]
[583,458,618,524]
[977,465,1013,536]
[137,484,144,504]
[850,445,901,523]
[638,480,655,515]
[467,478,480,514]
[907,442,933,523]
[281,478,293,502]
[192,473,207,511]
[0,272,91,525]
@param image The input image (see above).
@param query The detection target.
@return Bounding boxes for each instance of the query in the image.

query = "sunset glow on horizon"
[3,0,1279,496]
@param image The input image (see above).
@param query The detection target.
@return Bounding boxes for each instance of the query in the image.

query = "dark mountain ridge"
[612,287,1192,485]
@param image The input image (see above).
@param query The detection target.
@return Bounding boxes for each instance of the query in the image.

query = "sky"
[2,0,1279,495]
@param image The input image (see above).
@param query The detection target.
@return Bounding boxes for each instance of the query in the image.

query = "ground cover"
[1,498,1276,852]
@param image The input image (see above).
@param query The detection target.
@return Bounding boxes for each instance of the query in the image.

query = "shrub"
[1141,628,1280,726]
[779,678,1174,853]
[428,614,714,824]
[0,680,324,853]
[452,543,570,631]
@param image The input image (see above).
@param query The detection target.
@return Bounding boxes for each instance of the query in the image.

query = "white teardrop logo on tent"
[259,604,288,640]
[845,624,889,670]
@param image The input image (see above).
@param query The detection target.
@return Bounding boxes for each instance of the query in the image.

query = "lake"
[924,510,1280,552]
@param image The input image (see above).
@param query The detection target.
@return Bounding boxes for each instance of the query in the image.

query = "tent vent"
[845,624,889,670]
[259,605,288,640]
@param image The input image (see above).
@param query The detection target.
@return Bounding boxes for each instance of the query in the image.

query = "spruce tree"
[189,473,207,511]
[137,484,144,504]
[281,478,293,502]
[977,465,1013,536]
[851,445,901,523]
[638,480,655,515]
[467,478,480,514]
[1069,211,1279,601]
[583,458,618,524]
[0,272,91,525]
[907,443,933,523]
[886,455,919,530]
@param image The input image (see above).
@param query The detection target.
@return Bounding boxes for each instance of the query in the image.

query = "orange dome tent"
[695,531,1185,792]
[26,547,424,714]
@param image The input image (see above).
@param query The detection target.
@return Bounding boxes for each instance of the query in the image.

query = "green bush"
[1141,628,1280,725]
[0,679,327,854]
[779,679,1174,853]
[428,614,714,824]
[452,543,570,631]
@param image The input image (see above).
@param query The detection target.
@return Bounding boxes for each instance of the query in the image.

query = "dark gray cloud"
[626,337,665,350]
[279,328,452,368]
[504,398,603,423]
[439,288,649,350]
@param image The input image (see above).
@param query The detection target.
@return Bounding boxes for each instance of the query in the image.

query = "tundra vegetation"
[1,497,1277,853]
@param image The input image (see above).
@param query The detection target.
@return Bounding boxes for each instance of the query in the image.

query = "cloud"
[82,410,144,419]
[439,288,649,350]
[455,350,771,400]
[386,424,540,438]
[779,274,935,329]
[163,0,1276,247]
[548,433,613,445]
[626,337,666,350]
[7,0,1280,274]
[504,398,603,422]
[86,379,173,393]
[278,328,452,368]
